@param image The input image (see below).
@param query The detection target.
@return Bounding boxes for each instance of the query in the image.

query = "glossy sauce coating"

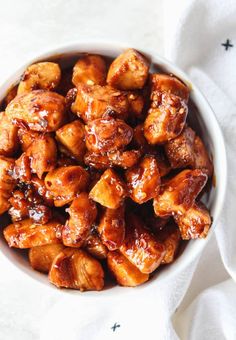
[3,218,63,248]
[107,49,150,90]
[45,166,89,206]
[29,243,65,273]
[6,90,66,132]
[153,169,208,217]
[72,55,107,86]
[62,193,97,247]
[120,214,166,274]
[98,206,125,250]
[71,84,129,123]
[49,248,104,291]
[107,250,149,287]
[85,117,133,154]
[89,168,127,209]
[126,156,161,204]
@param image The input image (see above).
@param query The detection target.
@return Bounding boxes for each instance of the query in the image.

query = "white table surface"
[0,0,229,339]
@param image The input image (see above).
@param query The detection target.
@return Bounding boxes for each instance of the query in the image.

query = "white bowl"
[0,42,227,296]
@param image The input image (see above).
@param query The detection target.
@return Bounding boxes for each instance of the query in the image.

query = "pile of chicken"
[0,49,213,291]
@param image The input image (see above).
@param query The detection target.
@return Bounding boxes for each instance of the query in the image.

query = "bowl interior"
[0,43,227,296]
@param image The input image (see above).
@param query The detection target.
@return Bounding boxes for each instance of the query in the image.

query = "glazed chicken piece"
[144,93,188,144]
[71,83,129,123]
[156,223,181,264]
[8,190,29,221]
[72,55,107,86]
[98,206,125,250]
[193,135,213,177]
[17,62,61,94]
[120,214,166,274]
[174,202,211,239]
[84,151,111,170]
[107,49,150,90]
[165,127,213,176]
[165,126,196,169]
[84,149,141,170]
[85,233,108,259]
[62,193,97,247]
[26,134,57,179]
[6,90,66,132]
[85,117,133,154]
[108,150,141,169]
[13,153,31,183]
[0,112,18,156]
[49,248,104,291]
[89,169,127,209]
[153,169,208,218]
[150,74,189,101]
[29,243,65,273]
[125,156,161,204]
[127,92,144,118]
[45,166,89,206]
[9,191,52,224]
[0,156,15,214]
[18,128,40,151]
[144,73,189,144]
[132,125,172,177]
[3,218,63,248]
[107,251,149,287]
[56,120,86,163]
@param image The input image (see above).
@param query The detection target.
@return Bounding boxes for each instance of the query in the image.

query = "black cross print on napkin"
[221,39,233,51]
[111,322,121,332]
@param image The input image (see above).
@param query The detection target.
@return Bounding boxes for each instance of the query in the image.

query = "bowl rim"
[0,41,228,296]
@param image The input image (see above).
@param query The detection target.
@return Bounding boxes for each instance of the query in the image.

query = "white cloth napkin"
[0,0,236,339]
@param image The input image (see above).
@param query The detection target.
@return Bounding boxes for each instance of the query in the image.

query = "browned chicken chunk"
[144,93,188,144]
[71,84,129,123]
[165,126,196,168]
[165,127,213,176]
[156,223,181,264]
[120,214,166,274]
[0,156,15,214]
[49,248,104,291]
[6,90,66,132]
[72,55,107,86]
[17,62,61,94]
[174,202,211,239]
[107,251,149,287]
[193,135,213,177]
[85,233,108,259]
[107,49,150,90]
[45,166,89,206]
[89,169,127,209]
[153,169,208,217]
[98,206,125,250]
[85,118,133,154]
[84,149,141,170]
[29,243,65,273]
[126,156,161,204]
[127,92,144,118]
[26,134,57,179]
[150,74,189,101]
[13,153,31,183]
[3,218,63,248]
[0,112,18,156]
[56,120,86,162]
[62,193,97,247]
[18,128,40,152]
